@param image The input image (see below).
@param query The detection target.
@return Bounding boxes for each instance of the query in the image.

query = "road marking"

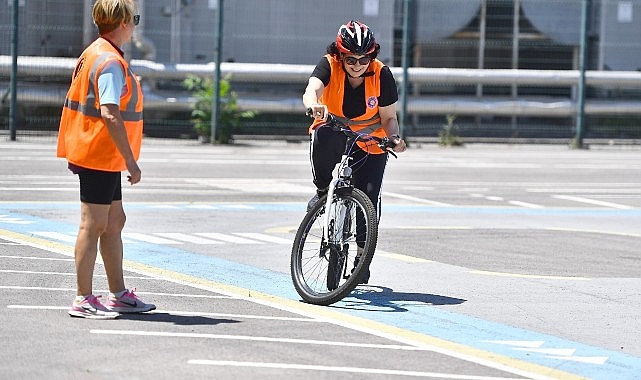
[123,232,183,244]
[0,269,149,279]
[383,192,453,206]
[508,201,544,209]
[551,195,633,209]
[0,255,73,262]
[91,329,429,350]
[154,233,224,244]
[377,250,431,263]
[7,306,319,322]
[233,232,291,244]
[0,228,591,380]
[543,227,641,238]
[187,360,523,379]
[194,232,262,244]
[0,215,34,224]
[31,231,77,243]
[486,340,609,366]
[468,270,590,281]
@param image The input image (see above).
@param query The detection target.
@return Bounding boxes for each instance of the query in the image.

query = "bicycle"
[290,110,397,306]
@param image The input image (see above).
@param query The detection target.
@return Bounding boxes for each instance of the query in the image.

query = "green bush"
[183,74,256,144]
[438,114,464,147]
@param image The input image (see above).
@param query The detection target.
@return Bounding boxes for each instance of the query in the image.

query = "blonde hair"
[92,0,137,34]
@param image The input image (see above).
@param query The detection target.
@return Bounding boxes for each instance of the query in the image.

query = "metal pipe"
[574,0,591,149]
[9,0,19,141]
[399,0,411,138]
[210,0,223,143]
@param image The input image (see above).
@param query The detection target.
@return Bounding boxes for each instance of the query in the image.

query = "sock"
[111,289,127,299]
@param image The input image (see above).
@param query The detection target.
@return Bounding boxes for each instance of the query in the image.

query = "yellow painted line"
[468,269,590,281]
[264,226,298,234]
[0,228,585,380]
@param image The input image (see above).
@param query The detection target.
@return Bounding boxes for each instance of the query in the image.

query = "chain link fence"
[2,0,641,143]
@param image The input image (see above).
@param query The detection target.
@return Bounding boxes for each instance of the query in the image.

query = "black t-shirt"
[311,57,399,119]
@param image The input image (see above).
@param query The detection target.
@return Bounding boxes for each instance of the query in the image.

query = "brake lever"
[380,137,398,158]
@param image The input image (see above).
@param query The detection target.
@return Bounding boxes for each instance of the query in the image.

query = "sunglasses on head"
[344,56,372,66]
[133,14,140,26]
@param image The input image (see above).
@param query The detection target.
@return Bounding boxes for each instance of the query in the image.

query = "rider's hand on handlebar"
[389,135,407,153]
[306,104,328,122]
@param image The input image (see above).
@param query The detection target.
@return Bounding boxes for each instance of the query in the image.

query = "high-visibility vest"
[57,37,143,172]
[309,54,387,154]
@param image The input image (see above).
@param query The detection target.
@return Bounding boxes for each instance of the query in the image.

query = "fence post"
[9,0,19,141]
[210,0,223,143]
[574,0,591,149]
[399,0,411,139]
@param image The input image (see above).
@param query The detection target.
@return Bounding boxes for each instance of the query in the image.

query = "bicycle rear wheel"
[291,188,377,305]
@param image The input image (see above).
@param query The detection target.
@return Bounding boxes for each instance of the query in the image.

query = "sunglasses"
[133,14,140,26]
[344,56,372,66]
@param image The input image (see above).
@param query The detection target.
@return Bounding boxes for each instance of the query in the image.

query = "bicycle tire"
[291,188,378,305]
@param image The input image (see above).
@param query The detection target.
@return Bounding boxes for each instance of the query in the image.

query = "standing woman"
[302,20,407,284]
[58,0,155,319]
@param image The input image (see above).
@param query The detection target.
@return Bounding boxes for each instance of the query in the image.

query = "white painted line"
[508,201,544,209]
[485,196,504,201]
[0,255,73,262]
[514,348,576,356]
[90,329,428,350]
[7,306,319,322]
[31,231,135,244]
[383,192,453,206]
[484,341,545,349]
[377,250,431,263]
[0,269,150,279]
[233,233,291,244]
[194,232,260,244]
[545,355,608,365]
[1,286,231,299]
[154,233,224,245]
[31,231,76,243]
[123,232,183,244]
[187,360,522,379]
[552,195,633,209]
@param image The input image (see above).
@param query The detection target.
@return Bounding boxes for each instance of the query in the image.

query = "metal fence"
[2,0,641,143]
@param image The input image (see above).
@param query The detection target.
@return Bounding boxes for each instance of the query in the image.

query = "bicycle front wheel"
[290,188,378,306]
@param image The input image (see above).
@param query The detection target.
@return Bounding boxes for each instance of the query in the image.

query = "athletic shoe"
[68,295,120,320]
[307,188,328,211]
[351,255,370,285]
[106,288,156,313]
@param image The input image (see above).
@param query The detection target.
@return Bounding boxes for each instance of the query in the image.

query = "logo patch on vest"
[366,96,378,109]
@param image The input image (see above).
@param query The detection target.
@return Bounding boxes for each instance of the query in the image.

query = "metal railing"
[3,55,641,118]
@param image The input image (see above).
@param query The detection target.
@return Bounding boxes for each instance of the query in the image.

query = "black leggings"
[309,127,388,218]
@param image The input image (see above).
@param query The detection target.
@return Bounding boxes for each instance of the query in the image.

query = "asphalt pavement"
[1,137,640,379]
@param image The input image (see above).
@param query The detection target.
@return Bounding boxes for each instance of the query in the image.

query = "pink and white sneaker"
[68,295,120,319]
[106,288,156,313]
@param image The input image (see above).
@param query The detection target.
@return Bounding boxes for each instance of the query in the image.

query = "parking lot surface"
[1,138,640,379]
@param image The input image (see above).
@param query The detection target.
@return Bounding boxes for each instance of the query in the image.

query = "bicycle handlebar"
[306,108,398,156]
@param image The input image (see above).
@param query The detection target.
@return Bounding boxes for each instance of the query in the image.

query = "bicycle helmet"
[336,20,376,55]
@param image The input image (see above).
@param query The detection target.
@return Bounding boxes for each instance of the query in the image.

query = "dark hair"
[326,42,380,60]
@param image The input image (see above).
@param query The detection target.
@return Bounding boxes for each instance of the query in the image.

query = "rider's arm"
[379,102,407,153]
[303,76,327,120]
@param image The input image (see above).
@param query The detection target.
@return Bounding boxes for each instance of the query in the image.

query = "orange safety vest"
[309,54,387,154]
[57,37,144,172]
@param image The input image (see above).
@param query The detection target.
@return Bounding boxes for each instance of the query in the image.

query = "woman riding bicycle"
[302,20,407,284]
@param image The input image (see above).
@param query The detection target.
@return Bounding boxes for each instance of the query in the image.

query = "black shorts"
[77,169,122,205]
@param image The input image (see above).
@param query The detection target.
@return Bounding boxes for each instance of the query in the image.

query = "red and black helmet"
[336,20,376,55]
